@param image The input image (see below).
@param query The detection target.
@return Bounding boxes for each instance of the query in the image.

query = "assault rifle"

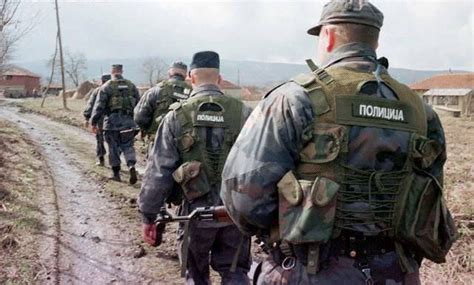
[155,205,232,224]
[154,206,233,277]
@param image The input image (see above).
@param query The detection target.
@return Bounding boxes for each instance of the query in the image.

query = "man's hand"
[142,223,157,246]
[84,120,89,128]
[91,125,98,134]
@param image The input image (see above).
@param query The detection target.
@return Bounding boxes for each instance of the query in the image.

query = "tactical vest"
[171,94,244,202]
[107,79,136,113]
[276,66,457,272]
[147,80,191,134]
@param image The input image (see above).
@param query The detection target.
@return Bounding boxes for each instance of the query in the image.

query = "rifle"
[154,206,233,277]
[155,205,232,224]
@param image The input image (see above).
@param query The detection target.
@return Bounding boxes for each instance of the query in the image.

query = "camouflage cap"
[308,0,384,36]
[169,61,188,71]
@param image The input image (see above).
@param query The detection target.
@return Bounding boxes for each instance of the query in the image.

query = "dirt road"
[0,107,181,284]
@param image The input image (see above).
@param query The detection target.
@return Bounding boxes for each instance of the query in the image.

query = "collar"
[190,84,223,98]
[322,42,377,69]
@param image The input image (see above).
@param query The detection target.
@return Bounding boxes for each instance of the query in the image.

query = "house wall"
[0,75,41,97]
[223,88,242,99]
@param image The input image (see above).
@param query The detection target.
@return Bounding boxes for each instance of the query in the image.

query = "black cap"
[308,0,384,36]
[111,64,123,72]
[170,61,187,71]
[190,51,220,70]
[101,74,111,83]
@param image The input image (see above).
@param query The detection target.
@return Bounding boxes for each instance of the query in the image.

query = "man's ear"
[326,27,336,52]
[190,73,196,85]
[217,75,222,85]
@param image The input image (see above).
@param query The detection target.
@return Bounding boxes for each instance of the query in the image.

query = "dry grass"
[0,120,52,283]
[16,97,87,128]
[420,115,474,284]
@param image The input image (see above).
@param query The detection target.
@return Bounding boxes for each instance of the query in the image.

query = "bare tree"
[0,0,34,71]
[48,49,87,87]
[142,56,166,87]
[64,50,87,87]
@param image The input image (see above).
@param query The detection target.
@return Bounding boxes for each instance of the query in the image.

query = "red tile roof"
[1,65,41,78]
[410,73,474,90]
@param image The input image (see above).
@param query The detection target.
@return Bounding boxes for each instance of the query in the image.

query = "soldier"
[139,51,252,284]
[83,74,111,166]
[134,61,191,155]
[221,1,456,284]
[91,64,140,184]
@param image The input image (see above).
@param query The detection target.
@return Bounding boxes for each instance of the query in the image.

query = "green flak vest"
[147,80,192,134]
[174,94,244,187]
[107,78,136,113]
[277,66,456,273]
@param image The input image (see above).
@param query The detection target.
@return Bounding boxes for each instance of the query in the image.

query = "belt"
[272,232,395,275]
[330,231,395,260]
[110,109,133,115]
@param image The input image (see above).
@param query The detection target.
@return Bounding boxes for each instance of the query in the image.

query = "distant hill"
[15,57,466,88]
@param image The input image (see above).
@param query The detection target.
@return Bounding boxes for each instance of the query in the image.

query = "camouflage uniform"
[84,87,106,160]
[134,75,191,134]
[139,84,253,285]
[220,43,448,285]
[91,74,140,170]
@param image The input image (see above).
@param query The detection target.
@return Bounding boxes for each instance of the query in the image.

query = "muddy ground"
[0,98,472,284]
[0,105,183,284]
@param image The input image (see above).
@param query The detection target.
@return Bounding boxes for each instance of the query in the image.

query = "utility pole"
[237,69,240,86]
[54,0,68,110]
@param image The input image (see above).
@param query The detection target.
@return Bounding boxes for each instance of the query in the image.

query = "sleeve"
[423,104,447,184]
[83,88,98,120]
[133,84,141,102]
[91,85,109,126]
[220,82,314,235]
[138,111,182,224]
[134,88,157,130]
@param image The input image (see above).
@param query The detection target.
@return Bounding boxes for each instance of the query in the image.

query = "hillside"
[16,57,465,88]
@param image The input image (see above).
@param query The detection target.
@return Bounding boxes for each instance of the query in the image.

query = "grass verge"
[0,120,53,283]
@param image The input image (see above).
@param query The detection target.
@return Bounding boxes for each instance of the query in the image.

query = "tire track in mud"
[0,107,181,284]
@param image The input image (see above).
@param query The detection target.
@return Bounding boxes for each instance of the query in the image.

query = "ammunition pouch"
[394,169,457,264]
[277,171,339,244]
[172,161,210,201]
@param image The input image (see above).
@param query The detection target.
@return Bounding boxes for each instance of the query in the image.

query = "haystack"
[59,89,76,98]
[72,81,98,99]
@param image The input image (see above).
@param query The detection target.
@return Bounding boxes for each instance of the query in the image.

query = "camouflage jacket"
[91,74,140,131]
[134,75,190,133]
[138,84,252,226]
[220,43,447,236]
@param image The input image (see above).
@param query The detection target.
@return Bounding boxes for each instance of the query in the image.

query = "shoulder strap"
[291,73,331,117]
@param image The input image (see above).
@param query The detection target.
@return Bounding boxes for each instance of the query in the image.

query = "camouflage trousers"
[256,250,420,285]
[104,130,137,168]
[96,129,106,158]
[179,222,251,285]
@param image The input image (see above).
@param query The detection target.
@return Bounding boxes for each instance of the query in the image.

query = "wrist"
[141,212,157,224]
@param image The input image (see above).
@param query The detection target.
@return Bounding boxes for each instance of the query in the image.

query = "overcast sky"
[16,0,474,71]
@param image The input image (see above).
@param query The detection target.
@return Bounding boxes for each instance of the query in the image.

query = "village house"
[410,73,474,117]
[182,78,251,100]
[0,65,41,98]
